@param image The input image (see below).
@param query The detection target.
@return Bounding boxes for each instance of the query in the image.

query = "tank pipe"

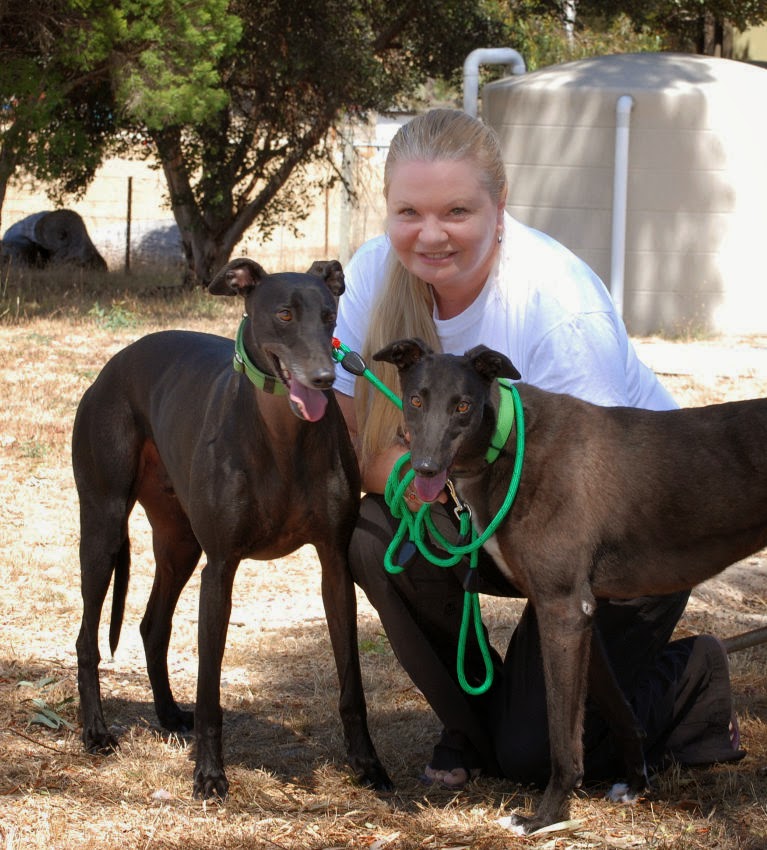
[610,95,634,318]
[463,48,526,118]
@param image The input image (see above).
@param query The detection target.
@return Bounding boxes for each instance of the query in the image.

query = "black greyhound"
[73,259,391,799]
[374,337,767,835]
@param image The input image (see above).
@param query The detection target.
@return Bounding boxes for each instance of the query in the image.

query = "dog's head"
[374,338,520,500]
[208,258,345,421]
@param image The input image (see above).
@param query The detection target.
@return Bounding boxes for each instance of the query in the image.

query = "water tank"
[483,52,767,335]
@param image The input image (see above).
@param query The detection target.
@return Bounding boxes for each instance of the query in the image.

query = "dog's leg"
[75,502,131,753]
[317,540,393,790]
[506,592,593,835]
[588,629,649,802]
[139,518,201,734]
[192,556,239,799]
[134,440,203,733]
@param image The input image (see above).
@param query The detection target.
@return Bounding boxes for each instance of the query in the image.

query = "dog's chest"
[457,482,518,586]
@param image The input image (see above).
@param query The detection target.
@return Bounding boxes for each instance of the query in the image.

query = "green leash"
[332,339,526,696]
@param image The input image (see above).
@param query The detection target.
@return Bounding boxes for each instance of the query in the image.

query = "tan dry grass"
[1,282,767,849]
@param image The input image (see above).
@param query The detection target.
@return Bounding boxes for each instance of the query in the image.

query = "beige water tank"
[483,52,767,336]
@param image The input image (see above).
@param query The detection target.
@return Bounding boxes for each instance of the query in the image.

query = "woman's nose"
[417,216,447,246]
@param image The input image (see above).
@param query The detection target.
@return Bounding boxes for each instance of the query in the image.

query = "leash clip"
[445,478,471,523]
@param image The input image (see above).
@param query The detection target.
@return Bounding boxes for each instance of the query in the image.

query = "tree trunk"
[0,122,24,237]
[699,13,725,55]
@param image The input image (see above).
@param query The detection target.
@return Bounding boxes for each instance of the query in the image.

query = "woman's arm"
[335,390,409,495]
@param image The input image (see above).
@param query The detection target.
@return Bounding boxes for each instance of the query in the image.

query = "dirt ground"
[2,294,767,849]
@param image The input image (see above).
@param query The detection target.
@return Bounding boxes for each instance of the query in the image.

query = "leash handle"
[332,338,403,409]
[458,586,495,696]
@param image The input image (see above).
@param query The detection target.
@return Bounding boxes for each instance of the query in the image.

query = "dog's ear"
[467,345,521,382]
[208,258,269,296]
[307,260,345,298]
[373,338,431,372]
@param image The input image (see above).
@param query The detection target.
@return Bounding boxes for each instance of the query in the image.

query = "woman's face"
[386,158,506,317]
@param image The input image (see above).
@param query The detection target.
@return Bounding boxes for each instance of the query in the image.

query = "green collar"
[233,316,287,395]
[484,379,516,464]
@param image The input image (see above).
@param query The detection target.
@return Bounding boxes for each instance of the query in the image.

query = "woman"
[333,108,742,788]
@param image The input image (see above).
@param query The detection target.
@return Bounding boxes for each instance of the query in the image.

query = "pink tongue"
[414,470,447,503]
[289,378,328,422]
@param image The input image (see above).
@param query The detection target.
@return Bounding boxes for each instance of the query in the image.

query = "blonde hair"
[357,108,508,467]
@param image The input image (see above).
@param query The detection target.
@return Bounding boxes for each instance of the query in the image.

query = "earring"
[497,233,503,244]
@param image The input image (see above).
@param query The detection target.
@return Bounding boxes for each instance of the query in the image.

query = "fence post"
[125,176,133,274]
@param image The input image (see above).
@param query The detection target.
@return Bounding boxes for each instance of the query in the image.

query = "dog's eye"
[409,395,422,409]
[277,309,293,322]
[456,401,471,414]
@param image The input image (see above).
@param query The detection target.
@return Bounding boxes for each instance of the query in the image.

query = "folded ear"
[373,337,432,372]
[466,345,521,382]
[306,259,345,298]
[208,258,269,296]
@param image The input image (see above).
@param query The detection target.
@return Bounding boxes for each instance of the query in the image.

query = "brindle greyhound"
[374,337,767,835]
[73,259,391,799]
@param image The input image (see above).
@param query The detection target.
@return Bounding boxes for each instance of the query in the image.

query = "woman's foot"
[421,738,482,789]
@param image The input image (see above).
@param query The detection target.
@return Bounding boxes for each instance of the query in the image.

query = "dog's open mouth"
[414,469,447,503]
[272,355,328,422]
[288,378,327,421]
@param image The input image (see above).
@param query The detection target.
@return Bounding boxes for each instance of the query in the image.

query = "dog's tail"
[108,538,130,656]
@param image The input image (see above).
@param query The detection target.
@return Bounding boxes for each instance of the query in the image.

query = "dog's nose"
[310,367,335,389]
[412,458,440,477]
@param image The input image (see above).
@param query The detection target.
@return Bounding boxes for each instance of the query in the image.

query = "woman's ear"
[495,190,507,240]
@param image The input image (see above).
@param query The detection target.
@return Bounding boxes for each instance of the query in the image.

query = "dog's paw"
[83,728,120,755]
[192,769,229,801]
[496,813,530,836]
[606,782,639,803]
[360,764,395,792]
[497,813,583,836]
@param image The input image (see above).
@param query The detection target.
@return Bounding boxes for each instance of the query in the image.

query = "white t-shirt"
[333,212,676,411]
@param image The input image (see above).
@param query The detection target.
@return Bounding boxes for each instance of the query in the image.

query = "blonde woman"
[333,109,742,788]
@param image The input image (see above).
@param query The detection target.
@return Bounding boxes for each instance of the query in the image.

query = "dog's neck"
[452,379,517,477]
[484,380,517,464]
[233,316,287,396]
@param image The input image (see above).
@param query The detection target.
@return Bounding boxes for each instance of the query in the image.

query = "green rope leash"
[332,339,525,697]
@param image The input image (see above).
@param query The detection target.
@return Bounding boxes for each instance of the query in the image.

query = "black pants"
[351,494,741,784]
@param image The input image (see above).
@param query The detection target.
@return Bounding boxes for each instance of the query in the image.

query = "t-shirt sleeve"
[524,310,676,410]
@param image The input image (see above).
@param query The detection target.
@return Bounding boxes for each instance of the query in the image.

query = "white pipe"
[610,95,634,318]
[463,48,526,118]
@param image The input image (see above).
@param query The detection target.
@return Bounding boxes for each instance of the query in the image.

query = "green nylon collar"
[484,379,515,464]
[233,315,287,395]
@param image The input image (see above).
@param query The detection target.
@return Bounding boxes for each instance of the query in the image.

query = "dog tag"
[396,540,418,568]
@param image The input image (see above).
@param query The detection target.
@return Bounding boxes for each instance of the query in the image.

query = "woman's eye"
[456,400,471,414]
[410,395,422,409]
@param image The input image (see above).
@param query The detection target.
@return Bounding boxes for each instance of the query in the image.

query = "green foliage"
[104,0,242,129]
[505,8,664,71]
[88,300,138,329]
[18,676,76,731]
